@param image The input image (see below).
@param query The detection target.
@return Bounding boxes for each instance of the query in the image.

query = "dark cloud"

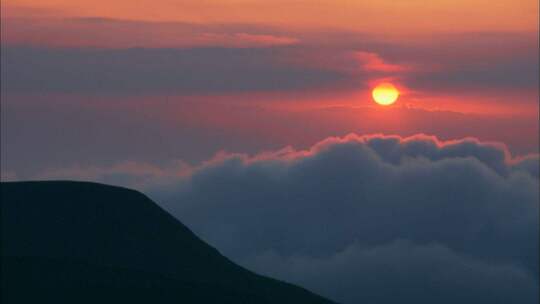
[511,155,540,178]
[2,16,300,48]
[20,134,539,302]
[378,32,539,94]
[403,57,539,93]
[3,29,537,97]
[1,46,349,95]
[141,134,538,304]
[244,240,538,304]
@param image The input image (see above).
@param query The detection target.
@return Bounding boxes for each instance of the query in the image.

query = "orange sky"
[1,0,538,174]
[3,0,538,34]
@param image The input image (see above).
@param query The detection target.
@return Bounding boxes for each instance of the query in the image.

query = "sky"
[1,1,539,303]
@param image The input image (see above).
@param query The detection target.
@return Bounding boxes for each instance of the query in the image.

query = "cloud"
[2,94,537,181]
[354,51,408,73]
[32,134,539,303]
[3,28,537,99]
[1,16,299,48]
[1,46,346,95]
[511,154,540,178]
[151,134,538,304]
[198,33,299,47]
[403,56,539,93]
[384,32,539,94]
[243,240,538,304]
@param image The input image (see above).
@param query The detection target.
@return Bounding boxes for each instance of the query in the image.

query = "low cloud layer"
[30,134,539,303]
[162,134,538,303]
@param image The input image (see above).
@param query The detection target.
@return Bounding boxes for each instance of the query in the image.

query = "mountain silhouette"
[1,181,336,304]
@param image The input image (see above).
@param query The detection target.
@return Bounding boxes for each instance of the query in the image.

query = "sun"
[372,83,399,106]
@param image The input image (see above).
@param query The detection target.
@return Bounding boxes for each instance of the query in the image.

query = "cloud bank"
[165,134,539,303]
[34,134,539,303]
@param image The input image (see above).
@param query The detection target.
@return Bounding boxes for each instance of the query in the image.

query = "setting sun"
[372,83,399,106]
[1,1,538,303]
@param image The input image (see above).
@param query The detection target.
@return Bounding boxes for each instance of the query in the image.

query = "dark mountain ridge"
[1,181,336,303]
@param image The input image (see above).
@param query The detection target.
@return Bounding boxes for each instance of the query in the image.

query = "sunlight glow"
[372,83,399,106]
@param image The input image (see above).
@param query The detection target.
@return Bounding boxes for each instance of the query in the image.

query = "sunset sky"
[2,0,539,179]
[2,0,538,177]
[1,2,538,303]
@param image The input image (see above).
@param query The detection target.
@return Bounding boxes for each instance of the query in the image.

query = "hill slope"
[1,181,336,304]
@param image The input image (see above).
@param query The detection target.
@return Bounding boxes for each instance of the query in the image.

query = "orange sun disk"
[372,83,399,106]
